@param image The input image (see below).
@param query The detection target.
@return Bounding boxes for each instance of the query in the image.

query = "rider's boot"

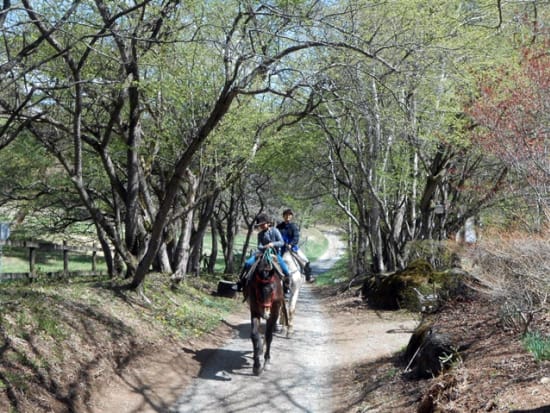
[283,275,291,299]
[304,262,315,282]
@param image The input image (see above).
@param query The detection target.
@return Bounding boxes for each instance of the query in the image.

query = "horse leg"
[263,304,280,371]
[286,307,294,338]
[250,316,263,375]
[287,290,299,337]
[286,273,302,338]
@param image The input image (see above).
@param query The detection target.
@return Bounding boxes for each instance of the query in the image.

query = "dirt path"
[168,231,417,413]
[89,231,417,412]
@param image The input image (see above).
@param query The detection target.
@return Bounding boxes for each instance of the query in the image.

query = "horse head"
[252,254,279,320]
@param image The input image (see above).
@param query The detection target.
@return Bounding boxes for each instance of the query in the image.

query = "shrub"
[522,331,550,362]
[465,229,549,335]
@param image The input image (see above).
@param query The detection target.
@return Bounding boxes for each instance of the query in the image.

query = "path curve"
[170,231,415,413]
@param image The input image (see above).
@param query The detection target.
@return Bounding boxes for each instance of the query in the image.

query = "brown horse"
[245,251,287,376]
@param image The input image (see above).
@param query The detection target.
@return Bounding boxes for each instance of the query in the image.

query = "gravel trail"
[170,231,415,413]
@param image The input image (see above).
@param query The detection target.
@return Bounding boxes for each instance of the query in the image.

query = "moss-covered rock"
[362,259,473,312]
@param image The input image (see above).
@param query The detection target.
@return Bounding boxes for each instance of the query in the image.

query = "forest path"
[169,231,417,413]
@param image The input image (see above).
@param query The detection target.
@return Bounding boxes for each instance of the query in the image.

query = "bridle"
[253,251,279,319]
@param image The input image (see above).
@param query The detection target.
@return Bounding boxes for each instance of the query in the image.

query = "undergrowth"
[522,331,550,362]
[313,252,349,286]
[0,272,240,412]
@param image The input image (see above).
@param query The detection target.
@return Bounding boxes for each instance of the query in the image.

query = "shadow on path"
[180,318,252,381]
[509,407,550,413]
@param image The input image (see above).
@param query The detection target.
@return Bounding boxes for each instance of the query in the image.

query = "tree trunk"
[223,191,240,274]
[96,226,115,278]
[156,242,173,273]
[207,217,218,274]
[189,190,219,275]
[172,169,199,279]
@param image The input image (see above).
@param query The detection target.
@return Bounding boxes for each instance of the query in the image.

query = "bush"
[522,331,550,362]
[405,240,460,271]
[465,229,550,334]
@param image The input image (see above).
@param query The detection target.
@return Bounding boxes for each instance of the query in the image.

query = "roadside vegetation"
[0,273,235,412]
[0,228,328,413]
[330,228,549,413]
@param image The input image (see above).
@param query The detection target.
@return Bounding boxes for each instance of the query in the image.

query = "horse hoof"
[264,360,271,371]
[253,361,263,376]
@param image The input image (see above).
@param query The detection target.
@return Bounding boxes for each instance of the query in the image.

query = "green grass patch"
[301,227,329,262]
[522,331,550,362]
[1,245,107,273]
[312,252,350,286]
[144,274,238,339]
[1,370,30,392]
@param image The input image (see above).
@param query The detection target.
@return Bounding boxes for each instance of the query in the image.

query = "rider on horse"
[237,213,291,298]
[276,209,315,282]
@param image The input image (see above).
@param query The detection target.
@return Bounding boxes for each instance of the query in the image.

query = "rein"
[263,248,275,266]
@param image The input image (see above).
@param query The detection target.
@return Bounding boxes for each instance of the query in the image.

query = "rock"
[404,323,458,379]
[362,258,476,311]
[216,280,237,298]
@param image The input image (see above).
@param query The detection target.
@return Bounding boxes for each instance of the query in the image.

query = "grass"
[522,330,550,362]
[313,251,350,286]
[0,271,243,411]
[0,245,107,274]
[145,274,238,337]
[301,227,329,262]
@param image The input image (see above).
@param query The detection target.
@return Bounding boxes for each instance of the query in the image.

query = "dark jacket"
[276,221,300,246]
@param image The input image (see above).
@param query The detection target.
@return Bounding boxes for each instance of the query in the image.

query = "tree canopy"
[0,0,547,286]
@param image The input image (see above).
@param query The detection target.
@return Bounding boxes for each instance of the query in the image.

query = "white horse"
[281,249,305,337]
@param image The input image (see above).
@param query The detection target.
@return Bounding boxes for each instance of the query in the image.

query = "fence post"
[63,240,69,274]
[29,245,36,277]
[92,243,97,273]
[0,223,9,273]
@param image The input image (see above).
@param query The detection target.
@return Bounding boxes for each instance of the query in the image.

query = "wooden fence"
[0,239,105,281]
